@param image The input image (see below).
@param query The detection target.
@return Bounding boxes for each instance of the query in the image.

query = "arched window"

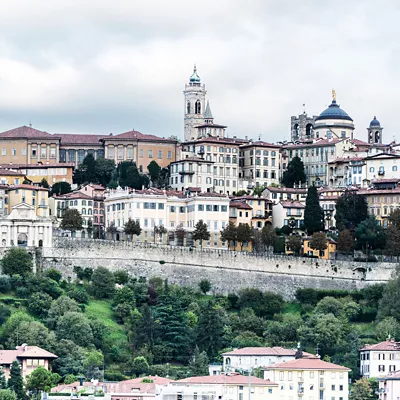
[82,208,86,215]
[82,200,86,206]
[293,124,299,139]
[88,209,92,215]
[195,100,201,114]
[226,357,231,365]
[206,177,211,184]
[74,200,78,206]
[187,102,191,114]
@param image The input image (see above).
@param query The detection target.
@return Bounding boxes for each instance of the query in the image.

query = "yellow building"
[264,357,350,400]
[7,184,50,217]
[0,168,27,185]
[303,236,336,259]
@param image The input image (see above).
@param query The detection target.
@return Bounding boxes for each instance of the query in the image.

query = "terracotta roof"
[53,191,92,200]
[279,201,305,208]
[230,202,253,210]
[104,130,177,142]
[0,169,25,176]
[379,371,400,380]
[360,340,400,351]
[371,178,400,184]
[359,188,400,195]
[283,138,342,149]
[351,139,371,146]
[232,195,271,202]
[88,184,106,191]
[175,374,277,386]
[266,187,307,194]
[328,157,365,164]
[1,163,75,169]
[0,345,57,365]
[223,347,298,356]
[9,184,49,192]
[184,137,248,145]
[0,126,57,139]
[58,134,106,145]
[240,141,281,149]
[267,358,350,371]
[187,187,201,192]
[119,376,173,385]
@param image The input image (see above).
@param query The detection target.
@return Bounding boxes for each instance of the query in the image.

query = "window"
[393,166,398,171]
[370,167,375,172]
[1,148,6,156]
[179,206,185,213]
[12,148,16,156]
[41,147,46,157]
[158,150,162,159]
[148,150,153,158]
[139,149,143,158]
[118,147,123,159]
[22,147,26,156]
[158,203,164,210]
[168,151,172,159]
[198,205,204,211]
[170,206,175,212]
[50,147,56,158]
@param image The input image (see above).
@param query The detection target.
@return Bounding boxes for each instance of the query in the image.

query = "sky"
[0,0,399,143]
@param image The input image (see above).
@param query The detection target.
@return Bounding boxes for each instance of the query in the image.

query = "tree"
[28,292,53,318]
[114,270,130,285]
[83,350,104,380]
[281,156,306,188]
[0,367,7,389]
[46,295,80,329]
[304,185,324,234]
[106,222,118,236]
[2,248,33,276]
[51,339,86,377]
[40,178,49,189]
[60,208,83,233]
[220,221,237,250]
[385,224,400,259]
[117,161,136,188]
[189,346,209,376]
[199,279,211,294]
[175,225,186,246]
[286,235,302,254]
[147,161,161,185]
[192,220,210,249]
[94,157,116,187]
[56,312,94,347]
[50,182,72,197]
[124,218,141,240]
[309,232,327,256]
[337,229,355,254]
[123,165,148,189]
[44,268,62,283]
[25,367,61,393]
[0,390,16,400]
[132,356,149,375]
[314,297,344,318]
[376,317,400,341]
[154,225,167,244]
[90,267,116,299]
[335,190,368,231]
[236,223,253,251]
[261,224,276,250]
[355,215,386,251]
[7,362,24,400]
[349,377,374,400]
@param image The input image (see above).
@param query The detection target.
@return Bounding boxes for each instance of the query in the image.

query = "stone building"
[291,112,317,142]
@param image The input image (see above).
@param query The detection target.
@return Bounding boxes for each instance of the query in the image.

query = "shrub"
[68,287,89,304]
[0,275,11,293]
[45,269,62,283]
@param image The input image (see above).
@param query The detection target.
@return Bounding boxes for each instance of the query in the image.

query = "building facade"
[359,339,400,379]
[272,201,305,230]
[264,358,350,400]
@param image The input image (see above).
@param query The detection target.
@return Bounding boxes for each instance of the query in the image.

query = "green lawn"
[354,322,377,338]
[85,299,128,343]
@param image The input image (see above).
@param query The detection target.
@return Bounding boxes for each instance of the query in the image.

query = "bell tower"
[367,116,383,145]
[184,65,206,141]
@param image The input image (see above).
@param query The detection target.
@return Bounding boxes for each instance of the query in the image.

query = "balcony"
[179,170,195,175]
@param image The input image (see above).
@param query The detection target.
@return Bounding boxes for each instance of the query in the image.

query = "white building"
[377,370,400,400]
[104,187,230,247]
[272,201,305,230]
[359,339,400,379]
[364,153,400,185]
[264,357,350,400]
[157,374,278,400]
[222,347,300,372]
[0,203,53,247]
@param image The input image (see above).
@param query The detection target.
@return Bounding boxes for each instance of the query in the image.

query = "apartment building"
[264,358,350,400]
[158,374,278,400]
[359,339,400,378]
[104,187,230,247]
[222,347,301,372]
[272,201,305,231]
[0,168,26,185]
[364,153,400,184]
[239,141,281,188]
[176,137,248,195]
[377,371,400,400]
[7,184,50,217]
[229,196,272,229]
[263,187,307,205]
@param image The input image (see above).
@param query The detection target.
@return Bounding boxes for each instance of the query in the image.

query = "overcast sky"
[0,0,399,143]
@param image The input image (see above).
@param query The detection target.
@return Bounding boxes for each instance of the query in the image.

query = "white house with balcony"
[365,153,400,185]
[272,201,305,231]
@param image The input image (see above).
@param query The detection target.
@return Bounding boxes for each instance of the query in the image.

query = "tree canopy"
[2,248,33,276]
[192,220,210,248]
[304,185,324,234]
[281,156,306,188]
[60,208,83,232]
[335,191,368,231]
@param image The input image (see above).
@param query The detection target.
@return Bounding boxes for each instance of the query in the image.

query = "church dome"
[189,65,201,83]
[369,116,381,127]
[315,100,353,122]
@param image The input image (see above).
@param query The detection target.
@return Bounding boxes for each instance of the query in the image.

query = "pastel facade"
[378,371,400,400]
[0,344,57,379]
[303,237,336,259]
[239,141,281,188]
[222,347,299,372]
[104,187,230,247]
[7,184,50,218]
[272,201,305,230]
[359,339,400,379]
[264,358,350,400]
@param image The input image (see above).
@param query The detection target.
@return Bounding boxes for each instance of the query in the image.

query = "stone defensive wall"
[33,238,397,299]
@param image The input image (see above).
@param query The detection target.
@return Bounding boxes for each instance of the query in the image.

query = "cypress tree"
[304,185,324,235]
[7,361,24,400]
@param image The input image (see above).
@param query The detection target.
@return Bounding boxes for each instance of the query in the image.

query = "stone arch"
[17,233,28,247]
[187,101,191,114]
[38,239,43,247]
[375,131,380,143]
[306,123,313,138]
[2,239,6,246]
[293,124,299,140]
[195,100,201,114]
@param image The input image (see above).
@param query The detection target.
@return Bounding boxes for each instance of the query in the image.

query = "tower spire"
[189,64,201,84]
[204,100,213,124]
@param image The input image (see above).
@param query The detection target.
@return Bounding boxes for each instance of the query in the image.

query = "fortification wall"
[36,238,396,299]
